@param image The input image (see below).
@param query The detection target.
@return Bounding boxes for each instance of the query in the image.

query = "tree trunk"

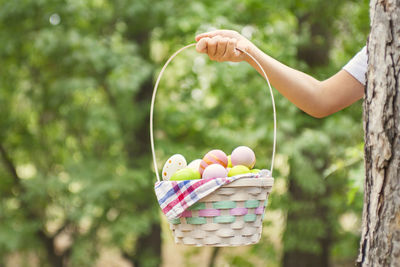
[282,13,334,267]
[283,161,332,267]
[357,0,400,266]
[208,247,221,267]
[132,223,162,267]
[0,144,68,267]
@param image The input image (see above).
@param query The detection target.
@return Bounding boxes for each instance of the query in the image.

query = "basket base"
[173,232,262,247]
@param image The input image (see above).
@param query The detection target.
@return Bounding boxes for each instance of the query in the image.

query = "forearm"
[245,45,326,117]
[195,30,365,117]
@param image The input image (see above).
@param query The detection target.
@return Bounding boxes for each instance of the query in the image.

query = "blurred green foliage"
[0,0,368,266]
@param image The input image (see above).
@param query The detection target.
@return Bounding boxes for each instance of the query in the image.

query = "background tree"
[0,0,370,266]
[279,1,369,267]
[357,0,400,265]
[0,1,168,266]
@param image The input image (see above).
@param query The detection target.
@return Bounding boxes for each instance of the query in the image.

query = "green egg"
[170,168,201,181]
[251,169,261,174]
[228,165,250,177]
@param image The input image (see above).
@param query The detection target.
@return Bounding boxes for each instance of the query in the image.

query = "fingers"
[215,38,228,60]
[224,38,239,58]
[207,36,219,58]
[195,35,245,62]
[195,37,210,53]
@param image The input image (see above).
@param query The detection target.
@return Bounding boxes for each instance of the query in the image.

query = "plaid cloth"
[154,170,271,220]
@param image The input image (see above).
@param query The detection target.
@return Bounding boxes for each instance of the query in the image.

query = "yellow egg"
[170,168,201,181]
[227,155,233,168]
[228,165,250,177]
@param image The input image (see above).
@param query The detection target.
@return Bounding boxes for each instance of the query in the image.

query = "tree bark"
[357,0,400,266]
[208,247,221,267]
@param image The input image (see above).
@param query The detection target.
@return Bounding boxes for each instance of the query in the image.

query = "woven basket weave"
[168,177,274,246]
[150,43,277,246]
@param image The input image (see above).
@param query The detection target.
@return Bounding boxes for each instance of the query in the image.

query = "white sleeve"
[342,46,368,86]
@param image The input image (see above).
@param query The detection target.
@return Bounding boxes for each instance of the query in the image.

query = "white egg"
[162,154,187,181]
[187,159,202,171]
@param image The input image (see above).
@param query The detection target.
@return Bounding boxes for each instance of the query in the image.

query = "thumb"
[230,40,245,57]
[236,40,248,53]
[195,30,226,42]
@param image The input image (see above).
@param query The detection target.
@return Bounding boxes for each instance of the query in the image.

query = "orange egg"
[199,149,228,175]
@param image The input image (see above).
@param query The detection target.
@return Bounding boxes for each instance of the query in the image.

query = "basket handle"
[150,43,277,182]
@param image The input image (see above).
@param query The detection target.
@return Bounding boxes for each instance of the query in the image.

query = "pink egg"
[231,146,256,168]
[199,149,228,175]
[202,164,228,179]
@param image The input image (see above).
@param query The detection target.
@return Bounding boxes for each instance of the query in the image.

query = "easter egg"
[231,146,256,169]
[162,154,187,181]
[202,164,228,179]
[228,165,250,177]
[227,155,233,168]
[251,169,261,174]
[188,159,202,170]
[199,149,228,175]
[170,168,201,181]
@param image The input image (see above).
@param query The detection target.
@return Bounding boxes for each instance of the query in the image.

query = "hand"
[195,30,256,62]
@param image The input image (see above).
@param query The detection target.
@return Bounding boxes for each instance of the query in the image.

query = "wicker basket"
[150,43,277,247]
[168,177,274,246]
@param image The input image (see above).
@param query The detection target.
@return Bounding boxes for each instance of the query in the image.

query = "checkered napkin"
[154,170,270,220]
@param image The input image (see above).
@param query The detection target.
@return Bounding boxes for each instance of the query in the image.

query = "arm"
[195,30,364,118]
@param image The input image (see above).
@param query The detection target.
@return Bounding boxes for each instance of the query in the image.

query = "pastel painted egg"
[250,169,261,174]
[202,164,228,179]
[199,149,228,175]
[227,155,233,168]
[162,154,187,181]
[231,146,256,169]
[188,159,202,170]
[228,165,250,177]
[170,168,201,181]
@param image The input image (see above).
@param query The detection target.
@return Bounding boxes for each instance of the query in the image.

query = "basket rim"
[220,177,274,188]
